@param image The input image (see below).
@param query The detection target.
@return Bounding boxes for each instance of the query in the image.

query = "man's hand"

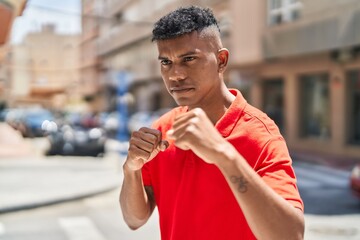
[125,127,169,171]
[167,108,229,164]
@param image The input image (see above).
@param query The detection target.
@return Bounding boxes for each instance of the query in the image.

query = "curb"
[0,185,119,214]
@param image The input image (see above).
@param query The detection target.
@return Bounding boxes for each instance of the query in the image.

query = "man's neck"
[189,87,235,125]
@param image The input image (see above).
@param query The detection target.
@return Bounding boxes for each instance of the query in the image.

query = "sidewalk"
[0,153,124,214]
[304,214,360,240]
[0,123,33,157]
[0,123,127,213]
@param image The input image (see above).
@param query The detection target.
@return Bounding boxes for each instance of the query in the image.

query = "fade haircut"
[152,5,220,41]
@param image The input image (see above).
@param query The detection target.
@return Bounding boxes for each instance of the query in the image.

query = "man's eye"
[160,60,171,66]
[184,56,195,62]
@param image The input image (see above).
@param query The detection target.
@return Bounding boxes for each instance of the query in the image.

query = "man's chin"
[174,97,189,106]
[174,99,198,109]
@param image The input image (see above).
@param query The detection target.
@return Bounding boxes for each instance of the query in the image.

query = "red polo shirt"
[142,89,303,240]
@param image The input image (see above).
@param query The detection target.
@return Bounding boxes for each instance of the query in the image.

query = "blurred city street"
[0,133,359,240]
[1,0,360,239]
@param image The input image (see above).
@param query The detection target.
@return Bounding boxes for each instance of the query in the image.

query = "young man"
[120,5,304,240]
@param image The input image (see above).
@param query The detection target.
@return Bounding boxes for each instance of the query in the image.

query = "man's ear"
[217,48,229,73]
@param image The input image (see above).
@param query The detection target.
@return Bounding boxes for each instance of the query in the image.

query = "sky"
[10,0,81,44]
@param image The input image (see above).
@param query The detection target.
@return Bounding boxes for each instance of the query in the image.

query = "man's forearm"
[216,144,304,240]
[119,164,153,230]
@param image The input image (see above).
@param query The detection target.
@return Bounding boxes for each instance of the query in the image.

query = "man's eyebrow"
[158,51,198,60]
[178,51,197,58]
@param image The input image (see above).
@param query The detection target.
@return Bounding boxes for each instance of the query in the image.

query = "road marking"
[0,222,5,235]
[58,217,106,240]
[305,215,360,239]
[293,162,350,187]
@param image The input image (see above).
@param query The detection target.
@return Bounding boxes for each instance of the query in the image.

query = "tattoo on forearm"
[230,175,248,193]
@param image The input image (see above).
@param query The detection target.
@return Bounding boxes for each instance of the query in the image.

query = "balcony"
[106,0,132,17]
[80,25,99,44]
[0,3,13,45]
[263,4,360,59]
[30,85,65,96]
[80,56,101,69]
[97,22,152,56]
[82,0,94,14]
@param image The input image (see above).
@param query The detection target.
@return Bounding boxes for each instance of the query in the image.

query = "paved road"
[0,188,160,240]
[294,161,360,239]
[293,161,360,215]
[0,153,359,239]
[0,155,122,213]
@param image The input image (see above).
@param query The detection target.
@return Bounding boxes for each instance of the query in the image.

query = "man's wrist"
[213,142,238,169]
[123,161,142,177]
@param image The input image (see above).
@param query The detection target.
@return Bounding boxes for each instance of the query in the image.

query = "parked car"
[128,111,156,133]
[3,107,54,138]
[0,109,10,121]
[46,124,106,157]
[350,164,360,198]
[3,108,27,136]
[22,108,54,137]
[101,111,120,139]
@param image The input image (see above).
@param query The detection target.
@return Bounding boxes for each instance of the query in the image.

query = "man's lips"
[169,87,195,94]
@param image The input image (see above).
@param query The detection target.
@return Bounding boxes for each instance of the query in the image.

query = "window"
[347,70,360,144]
[114,12,123,25]
[227,70,252,103]
[299,73,331,139]
[268,0,302,25]
[270,0,282,9]
[263,78,285,134]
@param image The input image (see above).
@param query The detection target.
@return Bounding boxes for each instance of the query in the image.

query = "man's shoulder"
[236,103,282,138]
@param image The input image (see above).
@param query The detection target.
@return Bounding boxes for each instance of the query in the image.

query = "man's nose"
[168,64,186,81]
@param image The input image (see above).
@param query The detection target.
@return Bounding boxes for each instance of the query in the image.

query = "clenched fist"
[125,127,169,171]
[167,108,232,165]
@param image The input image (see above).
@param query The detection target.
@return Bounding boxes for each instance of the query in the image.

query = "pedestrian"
[120,5,304,240]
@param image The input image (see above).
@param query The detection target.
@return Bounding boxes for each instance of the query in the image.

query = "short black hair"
[152,5,220,41]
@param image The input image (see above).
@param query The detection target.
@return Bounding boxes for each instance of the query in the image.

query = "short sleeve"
[256,137,304,211]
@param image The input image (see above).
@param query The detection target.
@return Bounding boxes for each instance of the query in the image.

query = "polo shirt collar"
[215,88,247,137]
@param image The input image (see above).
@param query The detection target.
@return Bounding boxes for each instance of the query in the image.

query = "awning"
[0,0,27,44]
[0,3,13,45]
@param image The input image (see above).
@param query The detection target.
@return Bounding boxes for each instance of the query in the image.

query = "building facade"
[227,0,360,159]
[0,0,27,109]
[80,0,105,113]
[92,0,360,160]
[6,24,80,110]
